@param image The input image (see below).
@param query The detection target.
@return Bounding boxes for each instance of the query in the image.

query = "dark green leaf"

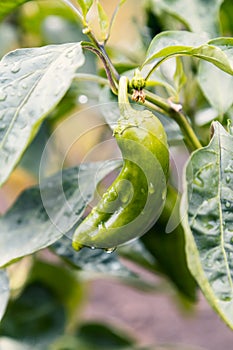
[150,0,223,37]
[0,270,9,322]
[0,282,66,345]
[0,0,31,21]
[141,186,197,301]
[0,160,120,268]
[0,42,85,186]
[143,31,233,76]
[181,121,233,328]
[76,322,135,348]
[51,234,135,279]
[28,260,84,321]
[52,234,165,292]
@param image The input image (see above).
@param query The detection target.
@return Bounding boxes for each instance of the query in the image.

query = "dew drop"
[98,222,106,230]
[66,49,75,59]
[0,90,7,101]
[225,201,231,209]
[193,176,204,187]
[226,175,231,184]
[224,164,233,173]
[90,246,96,250]
[149,182,155,194]
[105,247,116,254]
[162,189,166,200]
[120,192,131,204]
[11,63,21,73]
[22,82,28,89]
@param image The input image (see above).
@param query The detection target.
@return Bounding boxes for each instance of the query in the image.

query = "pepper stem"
[118,76,134,119]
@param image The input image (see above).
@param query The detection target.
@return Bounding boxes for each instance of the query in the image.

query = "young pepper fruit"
[72,76,169,251]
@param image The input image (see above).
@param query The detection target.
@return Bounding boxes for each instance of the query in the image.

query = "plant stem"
[144,90,202,151]
[82,44,118,94]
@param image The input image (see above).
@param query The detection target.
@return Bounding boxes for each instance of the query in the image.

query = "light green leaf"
[0,270,9,322]
[0,0,31,21]
[0,160,120,268]
[150,0,223,37]
[173,57,187,94]
[181,121,233,329]
[0,42,85,186]
[143,31,233,76]
[198,61,233,115]
[97,0,109,41]
[77,0,94,18]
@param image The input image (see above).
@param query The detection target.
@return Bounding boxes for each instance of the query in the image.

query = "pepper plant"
[0,0,233,349]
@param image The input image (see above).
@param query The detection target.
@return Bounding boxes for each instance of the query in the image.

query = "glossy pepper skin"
[72,76,169,250]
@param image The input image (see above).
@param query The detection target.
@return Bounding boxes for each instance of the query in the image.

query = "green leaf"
[143,31,233,76]
[50,321,136,350]
[150,0,223,37]
[141,186,197,301]
[0,160,120,268]
[52,235,166,292]
[0,270,9,322]
[0,42,85,186]
[77,0,94,18]
[173,57,187,94]
[77,322,135,349]
[97,1,109,41]
[181,121,233,328]
[198,61,233,115]
[51,234,136,279]
[0,282,66,345]
[0,0,31,21]
[28,260,84,322]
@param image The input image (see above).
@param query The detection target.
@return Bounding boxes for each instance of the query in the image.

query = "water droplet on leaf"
[225,201,231,209]
[193,175,204,187]
[66,49,75,58]
[0,90,7,101]
[105,247,116,254]
[22,83,28,89]
[11,63,21,73]
[149,182,155,194]
[226,175,231,184]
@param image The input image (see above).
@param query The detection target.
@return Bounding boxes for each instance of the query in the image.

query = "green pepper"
[72,76,169,250]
